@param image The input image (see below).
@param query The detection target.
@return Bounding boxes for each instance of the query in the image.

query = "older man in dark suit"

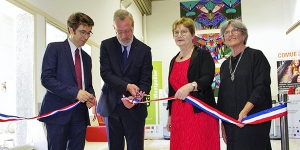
[39,12,95,150]
[97,9,152,150]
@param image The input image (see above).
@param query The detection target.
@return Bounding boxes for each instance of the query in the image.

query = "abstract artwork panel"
[180,0,242,92]
[180,0,241,30]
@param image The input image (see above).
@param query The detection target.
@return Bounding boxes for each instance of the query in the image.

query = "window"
[46,22,91,55]
[0,1,34,148]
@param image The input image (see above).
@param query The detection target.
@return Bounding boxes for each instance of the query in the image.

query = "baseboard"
[9,145,34,150]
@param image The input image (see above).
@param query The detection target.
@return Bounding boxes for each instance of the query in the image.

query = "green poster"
[146,61,162,124]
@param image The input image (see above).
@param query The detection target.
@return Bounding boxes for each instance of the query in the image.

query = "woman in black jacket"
[166,17,220,150]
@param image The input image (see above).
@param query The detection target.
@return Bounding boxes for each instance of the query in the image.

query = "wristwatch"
[190,82,196,91]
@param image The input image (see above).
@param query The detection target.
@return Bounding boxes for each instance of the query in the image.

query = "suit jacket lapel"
[111,37,124,72]
[169,51,179,77]
[81,51,89,87]
[188,46,199,70]
[63,39,77,83]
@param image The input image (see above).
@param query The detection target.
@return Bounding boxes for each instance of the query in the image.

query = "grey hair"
[220,19,248,45]
[113,9,134,26]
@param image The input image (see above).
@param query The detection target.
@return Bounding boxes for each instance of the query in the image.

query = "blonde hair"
[172,17,195,36]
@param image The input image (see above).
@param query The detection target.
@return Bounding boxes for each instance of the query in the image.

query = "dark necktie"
[75,49,82,89]
[119,46,127,104]
[122,46,128,68]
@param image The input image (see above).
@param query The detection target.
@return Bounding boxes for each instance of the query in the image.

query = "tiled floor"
[4,138,300,149]
[84,138,300,150]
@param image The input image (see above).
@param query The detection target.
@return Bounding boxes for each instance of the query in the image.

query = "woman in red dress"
[166,17,220,150]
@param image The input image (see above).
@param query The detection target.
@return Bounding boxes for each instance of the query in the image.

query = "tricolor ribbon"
[126,95,287,125]
[0,97,97,122]
[0,96,287,125]
[185,95,287,125]
[0,101,81,122]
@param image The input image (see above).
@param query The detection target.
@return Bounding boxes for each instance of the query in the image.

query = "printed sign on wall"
[277,51,300,138]
[145,61,163,139]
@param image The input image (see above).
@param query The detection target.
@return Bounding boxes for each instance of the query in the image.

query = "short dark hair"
[67,12,94,33]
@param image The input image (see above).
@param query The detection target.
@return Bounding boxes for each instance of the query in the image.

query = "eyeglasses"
[115,29,133,35]
[77,30,93,37]
[223,28,241,37]
[173,30,189,37]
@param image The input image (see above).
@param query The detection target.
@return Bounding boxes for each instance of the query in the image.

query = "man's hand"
[121,96,135,109]
[126,84,139,97]
[135,91,146,101]
[76,90,94,103]
[86,97,95,108]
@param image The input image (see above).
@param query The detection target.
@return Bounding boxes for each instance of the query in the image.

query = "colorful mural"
[180,0,242,91]
[195,33,229,63]
[180,0,241,29]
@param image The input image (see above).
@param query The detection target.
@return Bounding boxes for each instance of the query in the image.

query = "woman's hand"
[221,123,227,144]
[166,116,171,132]
[237,102,254,128]
[174,83,193,100]
[237,111,247,128]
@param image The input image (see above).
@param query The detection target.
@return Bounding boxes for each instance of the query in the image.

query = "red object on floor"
[86,114,108,142]
[86,125,107,142]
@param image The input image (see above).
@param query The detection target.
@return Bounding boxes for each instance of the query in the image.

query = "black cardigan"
[167,46,216,115]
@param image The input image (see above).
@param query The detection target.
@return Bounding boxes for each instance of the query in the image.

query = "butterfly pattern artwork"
[195,1,226,29]
[181,0,241,29]
[223,0,241,14]
[181,0,241,91]
[195,33,231,63]
[180,1,199,17]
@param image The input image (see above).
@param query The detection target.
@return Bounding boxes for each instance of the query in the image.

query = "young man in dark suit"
[97,9,152,150]
[39,12,95,150]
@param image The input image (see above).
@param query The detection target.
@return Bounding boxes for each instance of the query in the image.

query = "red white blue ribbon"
[126,95,287,125]
[1,96,286,125]
[185,95,287,125]
[0,98,97,122]
[241,103,287,124]
[0,101,81,122]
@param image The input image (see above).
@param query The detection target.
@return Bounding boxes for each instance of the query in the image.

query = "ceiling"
[133,0,172,15]
[133,0,152,15]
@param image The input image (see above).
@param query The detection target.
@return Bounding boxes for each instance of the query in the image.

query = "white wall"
[25,0,145,45]
[25,0,120,43]
[11,0,300,101]
[19,0,144,101]
[284,0,300,51]
[284,0,300,31]
[241,0,285,99]
[146,0,292,100]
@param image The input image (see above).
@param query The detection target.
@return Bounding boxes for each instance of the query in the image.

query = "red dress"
[169,58,220,150]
